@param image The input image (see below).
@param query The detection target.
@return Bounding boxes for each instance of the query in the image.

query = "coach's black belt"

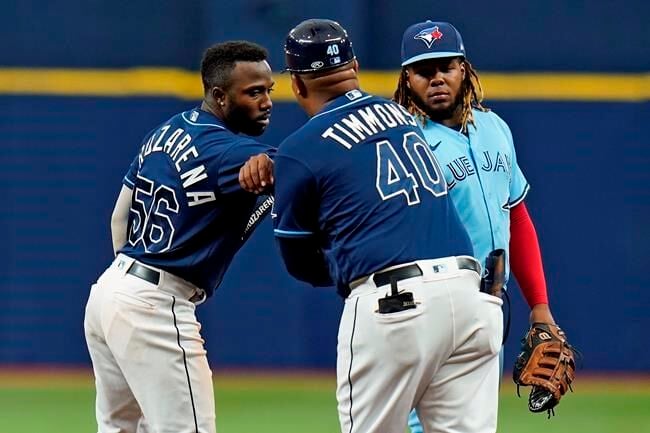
[126,262,203,303]
[372,257,481,287]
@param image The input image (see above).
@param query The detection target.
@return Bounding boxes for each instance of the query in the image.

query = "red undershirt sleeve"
[509,202,549,307]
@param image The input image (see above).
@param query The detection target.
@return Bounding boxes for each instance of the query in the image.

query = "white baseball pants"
[336,256,503,433]
[84,254,215,433]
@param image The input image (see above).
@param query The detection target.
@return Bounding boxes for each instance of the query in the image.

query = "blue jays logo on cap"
[414,26,443,48]
[401,20,466,66]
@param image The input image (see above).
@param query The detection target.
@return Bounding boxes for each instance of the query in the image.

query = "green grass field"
[0,370,648,433]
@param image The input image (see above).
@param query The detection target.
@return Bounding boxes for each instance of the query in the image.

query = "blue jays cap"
[400,21,466,66]
[284,19,356,73]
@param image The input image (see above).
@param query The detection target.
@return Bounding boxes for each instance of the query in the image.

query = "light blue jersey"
[408,109,529,433]
[420,109,529,280]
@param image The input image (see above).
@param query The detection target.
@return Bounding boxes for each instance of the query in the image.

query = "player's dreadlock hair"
[393,58,488,132]
[201,41,268,92]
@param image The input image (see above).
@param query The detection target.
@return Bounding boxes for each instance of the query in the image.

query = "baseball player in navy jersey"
[393,21,558,433]
[271,19,503,433]
[84,41,275,433]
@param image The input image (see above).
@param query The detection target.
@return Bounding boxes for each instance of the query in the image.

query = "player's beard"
[411,90,463,124]
[227,106,269,137]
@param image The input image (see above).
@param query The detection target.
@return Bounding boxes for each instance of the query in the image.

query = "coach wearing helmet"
[271,18,502,433]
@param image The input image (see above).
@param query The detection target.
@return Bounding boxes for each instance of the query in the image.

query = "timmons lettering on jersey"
[321,102,417,149]
[139,124,216,207]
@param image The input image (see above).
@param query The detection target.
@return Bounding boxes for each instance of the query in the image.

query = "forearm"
[111,185,133,255]
[509,202,550,309]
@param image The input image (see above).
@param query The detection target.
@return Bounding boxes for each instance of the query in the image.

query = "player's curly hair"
[201,41,268,92]
[393,58,487,133]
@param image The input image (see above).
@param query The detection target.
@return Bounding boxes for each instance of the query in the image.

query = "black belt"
[126,261,203,303]
[372,257,481,287]
[127,262,160,285]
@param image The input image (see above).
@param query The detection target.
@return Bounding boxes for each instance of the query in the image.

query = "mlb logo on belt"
[432,264,447,273]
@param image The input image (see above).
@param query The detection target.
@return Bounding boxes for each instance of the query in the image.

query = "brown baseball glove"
[512,323,577,416]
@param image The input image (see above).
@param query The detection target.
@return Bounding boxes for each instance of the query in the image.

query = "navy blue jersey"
[118,108,275,295]
[272,90,472,291]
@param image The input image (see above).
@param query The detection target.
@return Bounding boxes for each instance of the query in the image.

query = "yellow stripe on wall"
[0,68,203,99]
[0,68,647,102]
[362,72,650,102]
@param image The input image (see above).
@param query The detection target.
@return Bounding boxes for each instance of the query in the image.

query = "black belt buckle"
[127,262,160,285]
[377,275,417,314]
[378,291,416,313]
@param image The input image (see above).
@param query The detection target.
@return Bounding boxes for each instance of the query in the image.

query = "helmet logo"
[310,61,324,69]
[414,26,443,48]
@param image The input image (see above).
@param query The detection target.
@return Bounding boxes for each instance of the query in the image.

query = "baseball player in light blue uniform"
[420,111,529,276]
[394,21,556,432]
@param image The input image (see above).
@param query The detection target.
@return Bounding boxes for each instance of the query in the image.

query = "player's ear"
[459,60,466,79]
[211,87,226,107]
[290,73,307,99]
[352,59,360,73]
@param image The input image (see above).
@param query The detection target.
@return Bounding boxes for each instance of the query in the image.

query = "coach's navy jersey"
[118,108,275,295]
[273,90,472,290]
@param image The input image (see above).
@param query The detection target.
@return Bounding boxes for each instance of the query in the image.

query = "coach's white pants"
[336,257,502,433]
[84,254,216,433]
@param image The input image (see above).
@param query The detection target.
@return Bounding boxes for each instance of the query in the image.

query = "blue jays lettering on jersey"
[420,109,529,279]
[119,108,275,295]
[273,90,472,292]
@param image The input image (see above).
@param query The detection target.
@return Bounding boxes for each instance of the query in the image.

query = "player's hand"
[239,153,274,194]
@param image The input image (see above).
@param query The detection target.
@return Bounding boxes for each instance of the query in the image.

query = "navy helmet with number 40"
[284,19,356,73]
